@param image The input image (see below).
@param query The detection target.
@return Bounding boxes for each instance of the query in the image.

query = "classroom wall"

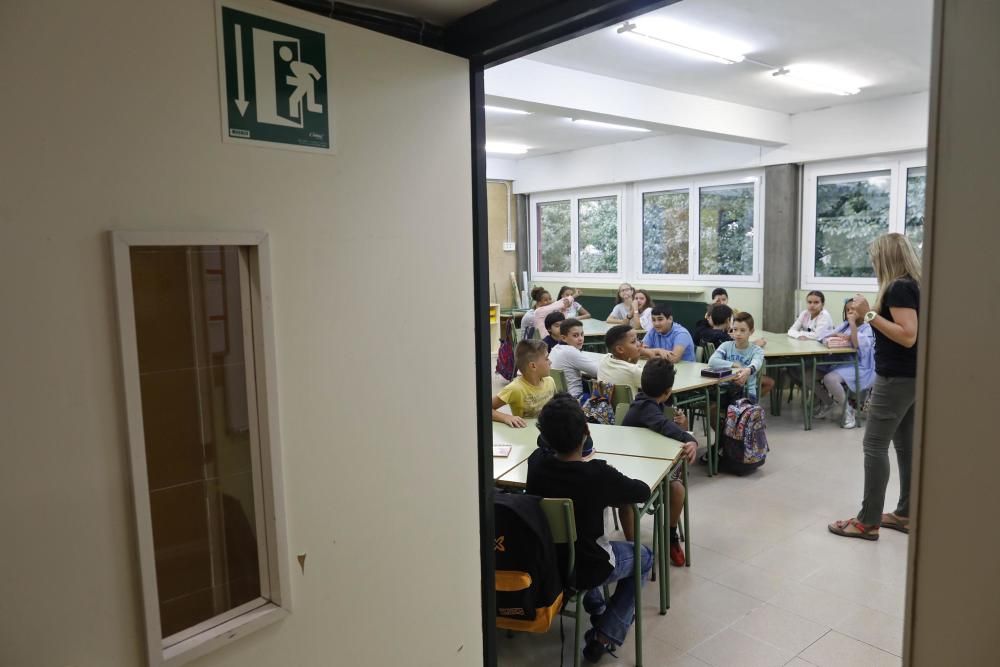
[487,181,517,308]
[907,0,1000,662]
[0,2,481,666]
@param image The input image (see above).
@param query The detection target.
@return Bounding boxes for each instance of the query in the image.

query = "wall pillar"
[762,164,800,331]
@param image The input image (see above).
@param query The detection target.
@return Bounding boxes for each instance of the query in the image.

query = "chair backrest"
[705,342,717,359]
[610,384,634,408]
[549,368,567,393]
[696,345,705,363]
[663,405,676,419]
[614,402,629,425]
[538,498,577,578]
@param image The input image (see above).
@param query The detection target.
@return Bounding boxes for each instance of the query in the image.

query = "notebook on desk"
[493,445,512,457]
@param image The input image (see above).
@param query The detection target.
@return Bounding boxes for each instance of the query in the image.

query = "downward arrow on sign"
[234,23,249,116]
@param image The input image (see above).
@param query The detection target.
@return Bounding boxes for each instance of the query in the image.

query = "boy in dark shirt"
[694,303,734,349]
[526,394,653,663]
[542,311,566,351]
[621,358,699,566]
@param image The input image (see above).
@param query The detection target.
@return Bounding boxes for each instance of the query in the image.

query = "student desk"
[757,331,859,430]
[579,319,645,351]
[496,448,680,667]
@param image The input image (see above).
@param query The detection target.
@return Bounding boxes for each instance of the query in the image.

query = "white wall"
[0,2,481,666]
[509,92,928,194]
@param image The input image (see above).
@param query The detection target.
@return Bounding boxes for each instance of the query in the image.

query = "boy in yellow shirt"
[492,339,556,428]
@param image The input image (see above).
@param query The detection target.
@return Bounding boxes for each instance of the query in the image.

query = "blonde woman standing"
[830,233,921,540]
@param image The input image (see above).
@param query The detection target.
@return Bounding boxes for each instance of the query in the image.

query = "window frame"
[529,185,625,283]
[801,153,926,291]
[631,170,764,287]
[111,230,291,667]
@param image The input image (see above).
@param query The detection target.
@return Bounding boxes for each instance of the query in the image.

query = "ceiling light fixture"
[771,67,861,96]
[617,20,746,65]
[485,105,532,115]
[570,118,651,132]
[485,142,530,155]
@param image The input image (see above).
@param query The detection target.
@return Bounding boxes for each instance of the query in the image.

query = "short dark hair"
[807,289,826,304]
[560,317,583,335]
[604,324,633,352]
[530,286,550,304]
[732,311,755,332]
[557,285,575,299]
[711,287,729,299]
[640,358,676,398]
[709,304,733,326]
[514,339,547,373]
[543,311,565,331]
[537,393,588,454]
[650,305,673,319]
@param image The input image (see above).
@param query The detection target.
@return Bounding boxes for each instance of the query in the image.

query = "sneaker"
[842,404,857,429]
[813,403,831,420]
[669,540,686,567]
[582,629,617,664]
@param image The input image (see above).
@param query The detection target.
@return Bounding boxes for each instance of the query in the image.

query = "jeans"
[582,541,654,647]
[857,375,916,526]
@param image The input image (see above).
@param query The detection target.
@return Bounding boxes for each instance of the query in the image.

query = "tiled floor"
[493,372,908,667]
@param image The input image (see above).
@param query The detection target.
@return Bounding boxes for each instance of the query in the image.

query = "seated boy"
[694,303,734,349]
[707,312,765,427]
[491,339,555,428]
[641,306,695,363]
[597,324,643,394]
[542,311,566,351]
[621,359,699,566]
[549,318,599,400]
[526,394,653,663]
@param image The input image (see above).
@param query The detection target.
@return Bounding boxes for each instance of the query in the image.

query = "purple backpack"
[496,319,516,381]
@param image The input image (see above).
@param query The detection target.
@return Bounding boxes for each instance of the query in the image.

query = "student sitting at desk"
[788,290,834,340]
[597,324,643,394]
[622,358,699,566]
[542,311,566,352]
[641,306,695,363]
[491,339,555,428]
[606,282,636,324]
[520,286,551,339]
[708,312,765,430]
[526,394,653,664]
[815,300,876,429]
[557,285,592,320]
[694,303,734,349]
[549,318,599,401]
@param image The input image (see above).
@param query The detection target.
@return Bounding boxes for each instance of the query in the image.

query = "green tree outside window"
[642,190,689,274]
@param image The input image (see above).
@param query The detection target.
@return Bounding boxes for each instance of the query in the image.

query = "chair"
[611,384,634,409]
[695,345,705,363]
[614,402,629,424]
[550,368,568,393]
[704,341,717,359]
[538,498,585,667]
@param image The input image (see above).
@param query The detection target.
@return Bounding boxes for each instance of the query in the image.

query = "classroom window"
[641,189,689,275]
[536,200,572,273]
[578,196,619,273]
[112,232,288,666]
[699,183,755,276]
[802,154,926,289]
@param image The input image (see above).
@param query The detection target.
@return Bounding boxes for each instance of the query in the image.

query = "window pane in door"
[699,183,754,276]
[578,196,618,273]
[536,201,571,273]
[814,171,891,278]
[642,190,689,274]
[905,166,926,256]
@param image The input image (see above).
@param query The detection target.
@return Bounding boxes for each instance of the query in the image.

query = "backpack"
[496,318,516,382]
[581,380,615,425]
[719,398,769,475]
[494,493,565,633]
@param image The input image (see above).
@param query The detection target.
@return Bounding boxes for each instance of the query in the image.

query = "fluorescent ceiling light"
[771,66,862,96]
[485,105,532,115]
[570,118,651,132]
[485,142,529,155]
[617,20,746,65]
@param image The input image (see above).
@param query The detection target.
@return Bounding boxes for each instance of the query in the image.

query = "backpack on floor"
[494,493,565,633]
[495,318,517,381]
[720,398,769,475]
[581,380,616,425]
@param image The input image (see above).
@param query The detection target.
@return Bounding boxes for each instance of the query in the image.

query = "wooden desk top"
[493,419,685,464]
[497,452,676,490]
[577,353,721,393]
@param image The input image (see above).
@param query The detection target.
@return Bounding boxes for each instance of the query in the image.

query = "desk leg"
[683,460,691,567]
[712,385,721,476]
[633,500,645,667]
[801,357,811,431]
[660,479,669,614]
[854,351,861,419]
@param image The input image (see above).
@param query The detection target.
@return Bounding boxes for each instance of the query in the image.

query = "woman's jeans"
[858,375,916,526]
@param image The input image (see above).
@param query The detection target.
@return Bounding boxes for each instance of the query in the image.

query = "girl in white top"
[520,286,552,337]
[632,289,654,331]
[788,290,834,340]
[556,285,591,320]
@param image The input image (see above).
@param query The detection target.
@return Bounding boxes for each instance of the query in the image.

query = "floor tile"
[690,627,796,667]
[671,576,764,625]
[799,630,902,667]
[833,606,904,656]
[731,604,829,654]
[713,563,790,602]
[650,606,733,652]
[768,580,866,628]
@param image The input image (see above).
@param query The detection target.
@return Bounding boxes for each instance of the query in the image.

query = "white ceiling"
[526,0,933,115]
[352,0,493,25]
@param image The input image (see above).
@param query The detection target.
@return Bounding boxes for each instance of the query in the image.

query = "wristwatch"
[864,310,877,323]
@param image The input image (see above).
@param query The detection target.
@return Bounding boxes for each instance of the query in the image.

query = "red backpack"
[496,318,517,381]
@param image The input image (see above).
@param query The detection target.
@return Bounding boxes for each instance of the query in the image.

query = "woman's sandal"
[828,517,879,541]
[880,513,910,534]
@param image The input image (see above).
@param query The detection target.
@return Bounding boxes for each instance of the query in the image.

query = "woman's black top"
[874,279,920,378]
